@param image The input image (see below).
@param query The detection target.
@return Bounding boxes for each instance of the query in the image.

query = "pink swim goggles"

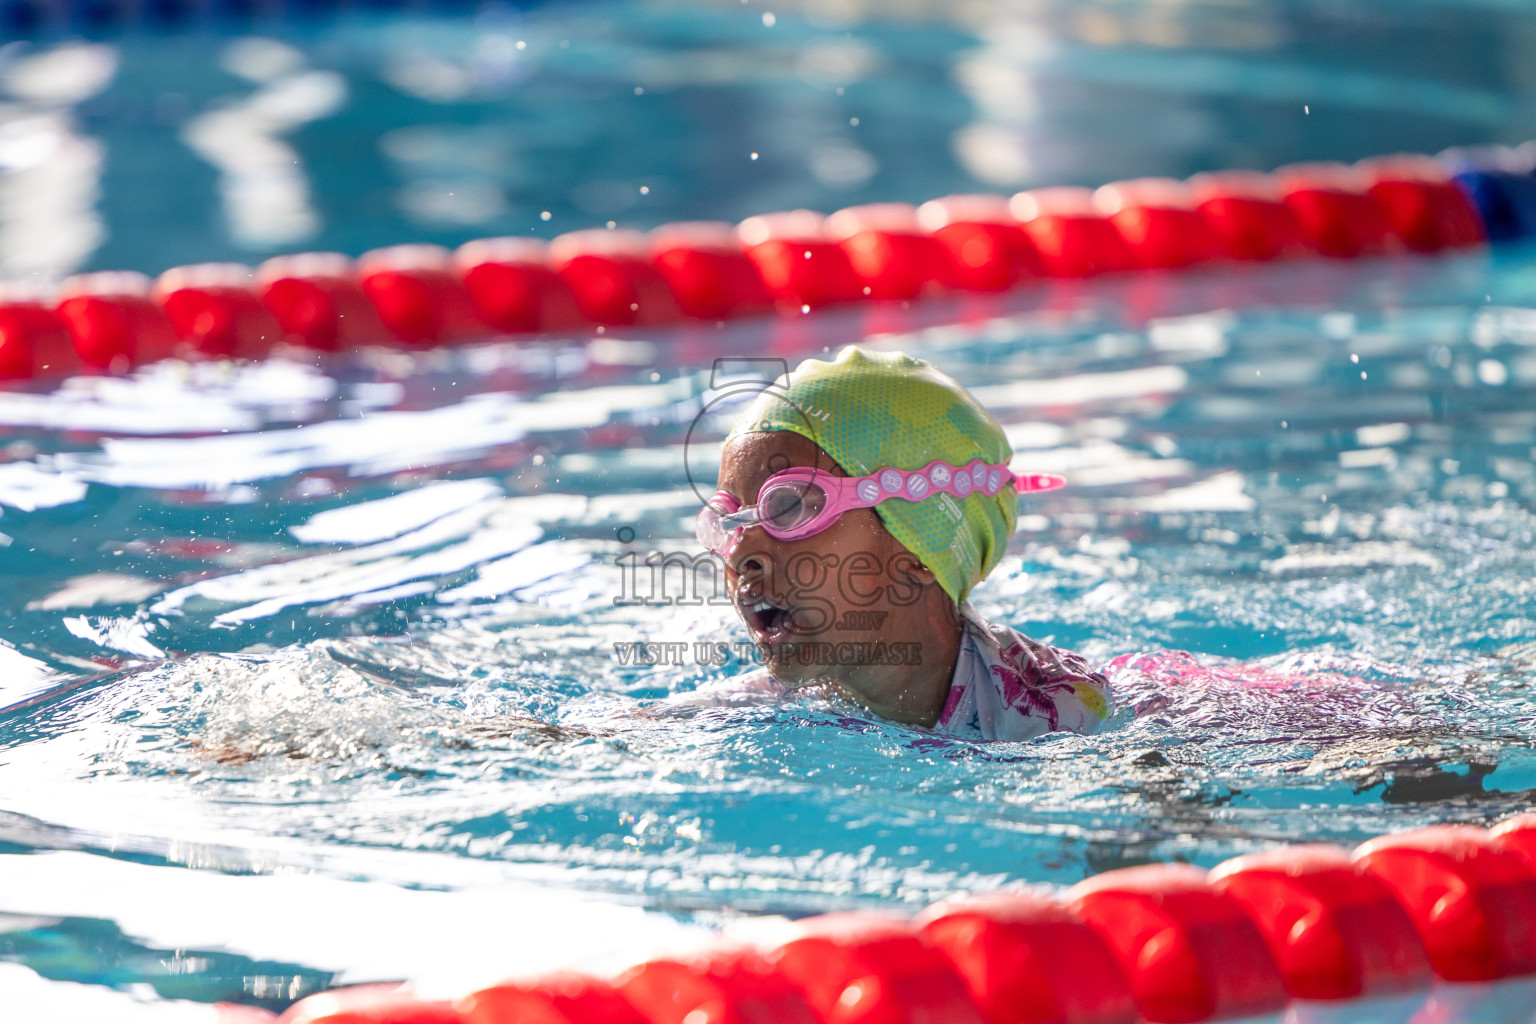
[696,459,1065,557]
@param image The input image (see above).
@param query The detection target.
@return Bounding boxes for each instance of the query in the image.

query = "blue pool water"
[1,0,1536,1014]
[4,253,1536,1010]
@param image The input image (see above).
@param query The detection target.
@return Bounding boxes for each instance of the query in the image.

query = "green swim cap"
[727,345,1015,605]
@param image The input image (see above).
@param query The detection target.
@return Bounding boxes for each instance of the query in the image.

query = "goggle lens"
[694,479,834,555]
[695,494,740,555]
[757,478,827,534]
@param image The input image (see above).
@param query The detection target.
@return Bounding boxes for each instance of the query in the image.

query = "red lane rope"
[0,154,1488,382]
[264,818,1536,1024]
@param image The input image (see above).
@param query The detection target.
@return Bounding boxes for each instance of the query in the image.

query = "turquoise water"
[4,252,1536,1008]
[2,0,1536,1013]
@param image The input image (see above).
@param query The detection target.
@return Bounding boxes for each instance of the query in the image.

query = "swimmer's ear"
[891,553,937,586]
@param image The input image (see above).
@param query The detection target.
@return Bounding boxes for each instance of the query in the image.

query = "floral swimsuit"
[935,603,1112,741]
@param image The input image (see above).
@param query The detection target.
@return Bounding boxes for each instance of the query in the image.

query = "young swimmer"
[686,345,1111,741]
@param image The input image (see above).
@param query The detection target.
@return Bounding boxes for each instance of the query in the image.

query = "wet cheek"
[815,544,882,610]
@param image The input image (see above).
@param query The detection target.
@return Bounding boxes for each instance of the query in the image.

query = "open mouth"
[742,594,795,645]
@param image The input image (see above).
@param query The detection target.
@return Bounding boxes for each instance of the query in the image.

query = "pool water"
[2,0,1536,1014]
[4,249,1536,1009]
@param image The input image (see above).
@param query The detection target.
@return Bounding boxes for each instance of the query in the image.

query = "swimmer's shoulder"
[954,602,1113,737]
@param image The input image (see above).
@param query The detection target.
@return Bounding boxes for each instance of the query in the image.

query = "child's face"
[715,430,961,723]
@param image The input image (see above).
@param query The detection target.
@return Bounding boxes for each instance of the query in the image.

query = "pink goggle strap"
[838,459,1065,508]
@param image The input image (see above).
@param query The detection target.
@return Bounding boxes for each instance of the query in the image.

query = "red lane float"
[1357,155,1486,252]
[55,271,179,370]
[548,229,682,327]
[1188,171,1316,262]
[1353,826,1536,982]
[454,237,585,334]
[357,244,488,348]
[0,148,1511,383]
[916,194,1042,292]
[1209,844,1432,1000]
[0,300,77,380]
[650,222,774,320]
[1093,179,1222,270]
[1009,188,1132,277]
[827,203,951,300]
[738,209,862,312]
[917,891,1136,1024]
[1491,813,1536,868]
[156,263,282,360]
[768,912,985,1024]
[1068,864,1289,1023]
[616,949,821,1024]
[458,972,647,1024]
[1276,163,1400,259]
[258,253,390,352]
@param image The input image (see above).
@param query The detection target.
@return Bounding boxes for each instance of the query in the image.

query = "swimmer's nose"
[730,549,771,588]
[727,537,775,595]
